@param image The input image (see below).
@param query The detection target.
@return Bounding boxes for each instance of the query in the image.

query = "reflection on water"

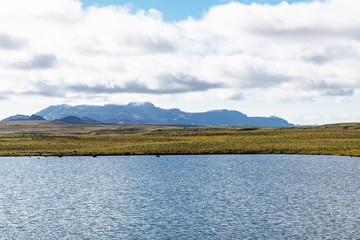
[1,155,360,239]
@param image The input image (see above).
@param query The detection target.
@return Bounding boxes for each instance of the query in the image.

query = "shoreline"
[1,152,360,158]
[1,153,360,158]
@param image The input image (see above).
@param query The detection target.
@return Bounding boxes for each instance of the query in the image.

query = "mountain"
[2,114,46,121]
[29,114,46,121]
[36,102,293,127]
[55,116,99,123]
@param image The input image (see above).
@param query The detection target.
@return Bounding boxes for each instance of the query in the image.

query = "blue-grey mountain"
[35,102,293,127]
[54,116,99,123]
[2,114,46,121]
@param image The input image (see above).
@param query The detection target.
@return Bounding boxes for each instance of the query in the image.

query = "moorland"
[0,121,359,157]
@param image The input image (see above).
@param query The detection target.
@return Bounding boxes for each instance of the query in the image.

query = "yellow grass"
[0,121,360,156]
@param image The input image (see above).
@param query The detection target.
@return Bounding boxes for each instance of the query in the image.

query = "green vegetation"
[0,121,360,156]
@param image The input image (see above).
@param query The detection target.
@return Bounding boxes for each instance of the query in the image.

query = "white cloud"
[0,0,359,122]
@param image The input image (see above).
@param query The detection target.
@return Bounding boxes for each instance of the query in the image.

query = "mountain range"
[2,102,293,127]
[2,114,46,121]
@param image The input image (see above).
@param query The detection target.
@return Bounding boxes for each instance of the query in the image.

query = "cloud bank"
[0,0,359,105]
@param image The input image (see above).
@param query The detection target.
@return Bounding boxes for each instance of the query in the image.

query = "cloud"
[14,54,57,70]
[325,89,354,97]
[157,73,223,92]
[123,36,177,53]
[228,93,245,100]
[67,73,223,94]
[302,46,357,64]
[9,81,65,97]
[0,0,359,105]
[0,33,26,50]
[0,92,9,99]
[224,66,290,88]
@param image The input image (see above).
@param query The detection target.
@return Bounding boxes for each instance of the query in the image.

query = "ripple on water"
[0,154,360,239]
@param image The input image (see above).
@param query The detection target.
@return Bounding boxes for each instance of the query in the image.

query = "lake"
[0,154,360,239]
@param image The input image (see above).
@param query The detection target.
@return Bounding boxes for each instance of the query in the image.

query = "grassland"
[0,121,360,157]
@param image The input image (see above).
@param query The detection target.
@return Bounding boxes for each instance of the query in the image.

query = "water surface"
[1,155,360,239]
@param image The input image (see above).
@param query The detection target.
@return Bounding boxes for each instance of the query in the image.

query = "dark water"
[1,155,360,239]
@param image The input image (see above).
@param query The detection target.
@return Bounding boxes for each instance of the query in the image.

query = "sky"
[0,0,359,125]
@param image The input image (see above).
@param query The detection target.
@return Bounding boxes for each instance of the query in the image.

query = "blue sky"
[81,0,315,21]
[0,0,359,125]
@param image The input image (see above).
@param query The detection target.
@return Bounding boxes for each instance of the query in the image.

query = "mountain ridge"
[2,114,46,121]
[33,102,293,127]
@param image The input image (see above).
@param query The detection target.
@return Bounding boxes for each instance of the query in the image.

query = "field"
[0,121,360,156]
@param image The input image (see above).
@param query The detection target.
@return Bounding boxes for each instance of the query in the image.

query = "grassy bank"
[0,121,360,156]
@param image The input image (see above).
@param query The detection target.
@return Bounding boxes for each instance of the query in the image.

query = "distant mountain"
[2,114,46,121]
[55,116,99,123]
[29,114,46,121]
[36,102,293,127]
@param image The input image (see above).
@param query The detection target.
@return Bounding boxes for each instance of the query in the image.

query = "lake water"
[1,155,360,239]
